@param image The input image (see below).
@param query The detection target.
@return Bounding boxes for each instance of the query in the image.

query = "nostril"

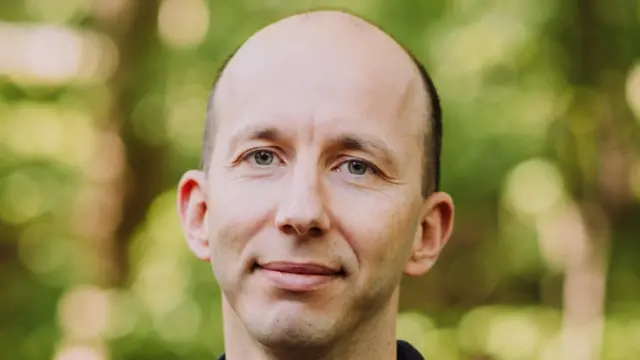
[281,224,297,235]
[279,223,324,237]
[308,227,323,238]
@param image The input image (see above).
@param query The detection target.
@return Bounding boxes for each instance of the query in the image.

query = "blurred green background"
[1,0,639,359]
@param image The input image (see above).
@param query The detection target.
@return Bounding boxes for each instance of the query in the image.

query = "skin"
[177,10,455,360]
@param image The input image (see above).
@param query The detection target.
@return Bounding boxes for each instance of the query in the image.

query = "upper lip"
[258,261,343,275]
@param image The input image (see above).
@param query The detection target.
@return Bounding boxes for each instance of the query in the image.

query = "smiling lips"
[256,261,344,292]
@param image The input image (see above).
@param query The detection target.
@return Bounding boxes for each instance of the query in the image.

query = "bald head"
[201,10,442,195]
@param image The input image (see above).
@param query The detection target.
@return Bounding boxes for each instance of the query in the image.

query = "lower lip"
[257,267,340,292]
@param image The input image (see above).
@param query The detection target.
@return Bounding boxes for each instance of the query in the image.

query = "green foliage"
[1,0,639,359]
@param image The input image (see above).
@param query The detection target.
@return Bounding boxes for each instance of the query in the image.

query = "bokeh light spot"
[397,312,436,355]
[158,0,209,49]
[626,61,640,122]
[0,23,119,85]
[0,171,43,224]
[18,223,66,276]
[23,26,83,83]
[536,203,588,272]
[57,285,111,340]
[486,313,540,359]
[1,103,64,158]
[504,158,565,217]
[53,343,107,360]
[134,258,187,317]
[104,290,139,340]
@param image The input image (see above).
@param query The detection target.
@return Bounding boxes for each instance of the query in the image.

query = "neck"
[221,290,400,360]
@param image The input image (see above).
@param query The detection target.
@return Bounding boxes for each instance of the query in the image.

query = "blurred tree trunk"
[554,0,639,359]
[88,0,165,288]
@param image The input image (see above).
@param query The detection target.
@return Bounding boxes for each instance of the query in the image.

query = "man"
[177,9,455,360]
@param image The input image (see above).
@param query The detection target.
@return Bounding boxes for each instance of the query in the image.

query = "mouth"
[252,261,345,292]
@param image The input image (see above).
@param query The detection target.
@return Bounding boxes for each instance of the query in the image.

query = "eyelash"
[241,148,284,166]
[335,159,380,176]
[240,148,382,176]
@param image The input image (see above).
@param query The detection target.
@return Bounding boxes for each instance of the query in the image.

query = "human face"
[178,15,452,351]
[208,59,426,347]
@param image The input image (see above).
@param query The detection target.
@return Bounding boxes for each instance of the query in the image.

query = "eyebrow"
[226,125,288,155]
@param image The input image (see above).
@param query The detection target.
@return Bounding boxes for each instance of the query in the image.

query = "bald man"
[177,10,455,360]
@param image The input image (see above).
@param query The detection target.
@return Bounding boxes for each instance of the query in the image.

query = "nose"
[274,166,330,238]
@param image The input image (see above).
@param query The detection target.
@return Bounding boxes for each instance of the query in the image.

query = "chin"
[244,304,342,349]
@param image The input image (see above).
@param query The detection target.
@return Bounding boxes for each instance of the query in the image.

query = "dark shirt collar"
[396,340,425,360]
[217,340,424,360]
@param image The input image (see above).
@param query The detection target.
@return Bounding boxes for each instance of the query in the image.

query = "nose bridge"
[275,154,329,235]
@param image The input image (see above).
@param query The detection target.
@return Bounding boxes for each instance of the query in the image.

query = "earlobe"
[177,170,211,261]
[404,192,455,277]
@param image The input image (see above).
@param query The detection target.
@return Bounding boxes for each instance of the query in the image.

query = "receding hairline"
[200,9,442,196]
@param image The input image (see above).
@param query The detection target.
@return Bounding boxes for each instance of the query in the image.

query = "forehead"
[211,14,427,156]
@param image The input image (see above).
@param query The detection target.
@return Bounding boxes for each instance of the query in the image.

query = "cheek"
[332,190,418,272]
[208,174,285,224]
[206,178,282,272]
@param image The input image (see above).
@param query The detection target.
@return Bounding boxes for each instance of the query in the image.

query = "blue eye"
[346,160,369,175]
[252,150,275,166]
[335,159,380,177]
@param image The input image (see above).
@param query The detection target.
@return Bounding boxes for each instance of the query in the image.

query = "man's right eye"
[243,149,280,167]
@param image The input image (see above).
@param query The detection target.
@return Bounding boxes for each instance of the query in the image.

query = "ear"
[404,192,455,277]
[177,170,210,261]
